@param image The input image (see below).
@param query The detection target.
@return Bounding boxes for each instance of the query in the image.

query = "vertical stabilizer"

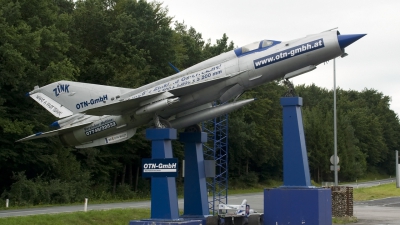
[28,81,134,118]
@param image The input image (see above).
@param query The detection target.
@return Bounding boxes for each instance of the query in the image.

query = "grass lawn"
[0,208,150,225]
[353,182,400,201]
[332,216,358,224]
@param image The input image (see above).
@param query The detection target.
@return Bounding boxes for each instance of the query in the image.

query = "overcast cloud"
[159,0,400,115]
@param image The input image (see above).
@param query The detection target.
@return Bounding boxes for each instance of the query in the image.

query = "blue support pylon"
[130,128,204,225]
[263,97,332,225]
[280,97,312,187]
[146,128,180,220]
[179,132,209,217]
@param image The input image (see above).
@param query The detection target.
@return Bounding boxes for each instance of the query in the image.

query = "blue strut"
[179,132,209,217]
[146,128,179,220]
[280,97,311,187]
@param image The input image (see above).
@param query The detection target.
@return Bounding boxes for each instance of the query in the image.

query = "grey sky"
[160,0,400,115]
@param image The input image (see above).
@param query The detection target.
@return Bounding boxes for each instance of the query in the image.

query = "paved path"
[353,197,400,225]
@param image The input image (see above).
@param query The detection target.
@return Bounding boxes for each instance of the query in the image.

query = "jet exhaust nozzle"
[337,34,366,49]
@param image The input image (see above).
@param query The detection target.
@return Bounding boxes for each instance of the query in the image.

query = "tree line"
[228,84,400,186]
[0,0,399,206]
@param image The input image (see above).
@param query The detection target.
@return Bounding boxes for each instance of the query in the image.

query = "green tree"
[0,0,78,193]
[228,82,285,183]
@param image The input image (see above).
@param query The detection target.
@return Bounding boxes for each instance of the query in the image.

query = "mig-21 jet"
[17,29,365,148]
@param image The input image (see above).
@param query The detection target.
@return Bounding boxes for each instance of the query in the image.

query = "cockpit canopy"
[234,39,280,57]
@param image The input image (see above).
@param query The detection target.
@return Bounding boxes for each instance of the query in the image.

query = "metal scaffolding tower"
[202,111,228,214]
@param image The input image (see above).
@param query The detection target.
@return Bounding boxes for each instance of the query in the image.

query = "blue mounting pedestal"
[129,129,203,225]
[180,132,210,218]
[263,97,332,225]
[130,128,179,224]
[147,128,179,220]
[264,188,332,225]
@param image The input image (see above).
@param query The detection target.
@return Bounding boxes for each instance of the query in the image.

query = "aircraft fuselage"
[18,30,365,148]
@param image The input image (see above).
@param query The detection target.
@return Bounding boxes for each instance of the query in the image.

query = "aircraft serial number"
[85,121,117,136]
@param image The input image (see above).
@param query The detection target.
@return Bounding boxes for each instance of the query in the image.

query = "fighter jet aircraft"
[17,29,365,148]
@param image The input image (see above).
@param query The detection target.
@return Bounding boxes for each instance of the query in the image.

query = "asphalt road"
[354,197,400,225]
[355,196,400,207]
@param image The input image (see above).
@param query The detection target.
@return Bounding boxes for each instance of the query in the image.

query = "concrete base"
[129,219,203,225]
[264,188,332,225]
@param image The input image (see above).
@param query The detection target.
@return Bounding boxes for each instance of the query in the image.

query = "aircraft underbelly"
[60,115,132,146]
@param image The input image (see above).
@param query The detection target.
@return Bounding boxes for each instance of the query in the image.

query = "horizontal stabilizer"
[16,121,92,142]
[30,92,74,118]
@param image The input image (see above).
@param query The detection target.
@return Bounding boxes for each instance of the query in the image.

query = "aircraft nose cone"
[338,34,366,49]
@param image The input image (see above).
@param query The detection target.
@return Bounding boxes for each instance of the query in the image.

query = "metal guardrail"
[345,178,396,188]
[322,178,396,189]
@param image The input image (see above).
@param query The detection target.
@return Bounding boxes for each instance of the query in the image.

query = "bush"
[229,172,260,188]
[115,184,136,200]
[1,171,154,206]
[90,183,113,201]
[1,172,38,206]
[2,171,93,206]
[70,172,92,202]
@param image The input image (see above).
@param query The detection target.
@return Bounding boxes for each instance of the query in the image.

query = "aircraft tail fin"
[27,81,134,118]
[236,199,247,215]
